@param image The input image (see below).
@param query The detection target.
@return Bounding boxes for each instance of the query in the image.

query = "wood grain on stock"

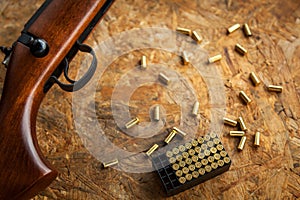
[0,0,109,199]
[0,0,299,200]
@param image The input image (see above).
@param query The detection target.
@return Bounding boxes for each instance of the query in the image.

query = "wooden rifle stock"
[0,0,114,199]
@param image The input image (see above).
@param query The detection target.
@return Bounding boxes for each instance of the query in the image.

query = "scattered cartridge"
[235,43,247,56]
[237,117,247,131]
[208,54,222,64]
[267,85,283,93]
[141,55,147,69]
[243,23,252,37]
[192,101,200,116]
[182,51,190,65]
[125,117,139,129]
[103,159,119,168]
[239,91,251,104]
[230,131,245,137]
[249,72,261,86]
[176,27,192,36]
[254,132,260,147]
[173,127,187,137]
[191,31,202,44]
[154,105,160,121]
[159,72,170,85]
[238,136,247,151]
[223,117,238,127]
[165,130,177,144]
[227,24,241,34]
[146,144,159,156]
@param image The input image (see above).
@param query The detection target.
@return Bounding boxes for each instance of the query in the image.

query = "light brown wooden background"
[0,0,299,199]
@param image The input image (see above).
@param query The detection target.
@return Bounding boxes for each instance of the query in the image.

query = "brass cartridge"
[235,43,247,56]
[237,116,247,131]
[230,131,245,137]
[249,72,260,86]
[146,144,159,156]
[238,136,247,151]
[223,117,238,127]
[125,117,139,129]
[103,159,119,168]
[227,23,241,34]
[239,91,251,104]
[268,85,283,93]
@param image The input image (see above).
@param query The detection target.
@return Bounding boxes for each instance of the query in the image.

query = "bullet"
[220,151,227,157]
[185,173,193,181]
[239,91,251,104]
[182,167,189,174]
[176,170,183,177]
[146,144,159,156]
[192,101,200,116]
[243,23,252,37]
[201,159,208,166]
[214,153,221,160]
[182,51,190,65]
[172,147,180,155]
[224,157,231,164]
[192,155,199,163]
[141,55,147,69]
[217,160,224,167]
[237,116,247,131]
[103,159,118,168]
[254,132,260,146]
[154,105,160,121]
[230,131,245,137]
[166,151,173,158]
[227,24,241,34]
[195,162,202,169]
[188,165,196,172]
[176,27,192,36]
[165,130,177,144]
[198,168,206,175]
[192,171,200,178]
[191,31,203,44]
[169,157,176,164]
[179,161,186,168]
[182,152,189,159]
[172,163,180,171]
[223,117,238,127]
[125,117,139,129]
[159,72,170,85]
[205,165,212,172]
[210,147,217,154]
[211,162,218,169]
[179,177,186,184]
[238,136,247,151]
[173,127,187,137]
[268,85,283,93]
[208,54,222,63]
[216,144,224,151]
[185,158,193,165]
[235,43,247,56]
[178,145,186,152]
[249,72,260,86]
[208,156,215,163]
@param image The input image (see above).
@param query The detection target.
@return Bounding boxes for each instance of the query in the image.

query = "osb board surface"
[0,0,300,199]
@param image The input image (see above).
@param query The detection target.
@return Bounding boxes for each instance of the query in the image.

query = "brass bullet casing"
[198,153,205,159]
[210,147,217,154]
[146,144,159,156]
[185,158,193,165]
[179,177,186,184]
[182,51,190,65]
[159,72,170,85]
[188,149,196,156]
[207,141,214,148]
[182,152,189,159]
[201,144,208,150]
[197,137,204,144]
[204,149,211,157]
[239,91,251,104]
[178,145,186,152]
[249,72,260,86]
[213,138,221,145]
[192,101,200,116]
[254,132,260,146]
[210,132,217,139]
[179,161,186,168]
[243,23,252,37]
[185,173,193,181]
[182,167,189,174]
[268,85,283,93]
[103,159,119,168]
[172,147,180,155]
[176,170,183,177]
[191,139,198,147]
[185,142,192,150]
[237,117,247,131]
[141,55,147,69]
[188,165,196,172]
[166,151,173,158]
[227,23,241,34]
[223,117,238,127]
[194,147,201,154]
[220,151,227,157]
[192,171,200,179]
[125,117,139,129]
[238,136,247,151]
[191,31,203,44]
[201,159,208,166]
[165,130,177,144]
[208,156,215,163]
[208,54,222,64]
[198,168,206,175]
[176,27,192,36]
[169,157,176,164]
[205,165,212,172]
[173,127,187,137]
[192,155,199,163]
[217,160,224,167]
[172,163,180,171]
[154,105,160,121]
[230,131,245,137]
[216,144,224,151]
[224,157,231,164]
[176,155,183,162]
[235,43,248,56]
[195,162,202,169]
[211,162,218,169]
[214,153,221,160]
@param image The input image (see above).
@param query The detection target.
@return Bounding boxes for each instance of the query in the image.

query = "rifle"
[0,0,114,199]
